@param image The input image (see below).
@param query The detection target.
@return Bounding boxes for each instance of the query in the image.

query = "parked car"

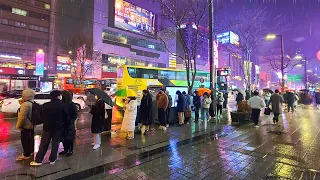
[73,93,87,101]
[1,93,86,113]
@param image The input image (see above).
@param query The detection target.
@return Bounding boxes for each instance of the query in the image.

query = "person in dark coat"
[90,95,105,150]
[236,92,244,105]
[30,90,68,166]
[140,90,153,134]
[193,91,201,122]
[59,91,77,156]
[316,92,320,109]
[287,92,296,113]
[270,89,285,124]
[176,90,186,125]
[182,91,191,124]
[223,93,228,109]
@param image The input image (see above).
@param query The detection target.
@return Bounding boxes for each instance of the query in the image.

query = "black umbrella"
[87,88,113,107]
[263,88,274,94]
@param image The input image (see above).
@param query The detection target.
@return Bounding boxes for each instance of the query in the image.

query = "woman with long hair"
[90,95,105,150]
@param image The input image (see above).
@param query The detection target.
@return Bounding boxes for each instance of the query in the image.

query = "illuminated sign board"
[217,68,230,76]
[35,50,44,76]
[217,31,239,46]
[214,40,219,67]
[255,65,260,74]
[0,54,22,60]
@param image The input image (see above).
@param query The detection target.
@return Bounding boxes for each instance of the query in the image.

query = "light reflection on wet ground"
[2,104,320,179]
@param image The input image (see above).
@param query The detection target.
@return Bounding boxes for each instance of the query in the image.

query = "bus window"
[176,71,187,80]
[159,70,175,79]
[66,78,73,84]
[136,68,158,79]
[127,67,136,78]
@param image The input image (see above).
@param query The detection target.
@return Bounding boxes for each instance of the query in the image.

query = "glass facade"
[102,29,166,52]
[102,54,166,73]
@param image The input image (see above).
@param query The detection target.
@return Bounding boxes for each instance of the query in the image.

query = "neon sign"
[35,50,44,75]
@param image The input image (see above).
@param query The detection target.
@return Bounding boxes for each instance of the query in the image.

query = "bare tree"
[60,33,101,89]
[154,0,211,94]
[225,6,290,91]
[262,48,300,79]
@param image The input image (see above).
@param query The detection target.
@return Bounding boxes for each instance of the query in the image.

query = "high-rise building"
[0,0,55,90]
[93,0,168,81]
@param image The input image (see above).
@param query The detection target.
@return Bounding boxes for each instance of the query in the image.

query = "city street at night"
[1,103,320,179]
[0,0,320,179]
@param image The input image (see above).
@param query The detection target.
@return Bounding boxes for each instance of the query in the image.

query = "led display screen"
[115,0,156,36]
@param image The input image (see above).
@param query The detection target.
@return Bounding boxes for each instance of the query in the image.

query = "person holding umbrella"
[90,95,105,150]
[121,96,138,139]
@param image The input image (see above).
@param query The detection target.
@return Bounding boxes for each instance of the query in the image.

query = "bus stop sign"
[200,78,204,83]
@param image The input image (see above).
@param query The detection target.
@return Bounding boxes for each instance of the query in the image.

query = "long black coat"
[140,94,153,125]
[42,99,68,132]
[90,99,105,133]
[176,94,186,112]
[64,103,78,141]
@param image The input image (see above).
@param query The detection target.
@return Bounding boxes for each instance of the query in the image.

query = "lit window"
[44,4,50,10]
[12,8,27,16]
[1,18,8,24]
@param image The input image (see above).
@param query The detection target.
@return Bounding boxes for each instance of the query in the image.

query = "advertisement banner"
[35,51,45,76]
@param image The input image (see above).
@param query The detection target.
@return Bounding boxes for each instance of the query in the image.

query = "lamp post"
[266,34,285,92]
[303,58,308,89]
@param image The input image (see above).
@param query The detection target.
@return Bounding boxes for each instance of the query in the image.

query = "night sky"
[216,0,320,59]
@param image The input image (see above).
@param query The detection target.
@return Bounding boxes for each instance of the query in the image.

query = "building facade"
[0,0,54,90]
[93,0,168,81]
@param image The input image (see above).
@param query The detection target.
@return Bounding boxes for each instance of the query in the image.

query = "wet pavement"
[0,109,92,143]
[1,102,320,179]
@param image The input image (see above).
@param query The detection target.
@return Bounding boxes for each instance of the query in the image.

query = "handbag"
[185,110,192,118]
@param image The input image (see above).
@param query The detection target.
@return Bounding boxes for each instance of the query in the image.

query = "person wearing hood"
[30,90,68,166]
[59,91,77,156]
[16,89,35,161]
[121,96,138,139]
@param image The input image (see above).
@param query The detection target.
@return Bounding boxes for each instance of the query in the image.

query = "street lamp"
[266,34,284,91]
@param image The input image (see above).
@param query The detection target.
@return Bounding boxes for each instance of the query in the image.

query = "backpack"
[27,101,43,125]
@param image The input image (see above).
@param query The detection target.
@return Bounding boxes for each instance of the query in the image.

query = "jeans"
[217,105,223,116]
[203,108,210,120]
[273,113,280,122]
[166,108,171,125]
[158,108,166,126]
[265,100,270,107]
[288,103,294,112]
[62,130,75,153]
[194,107,200,122]
[93,133,101,145]
[35,130,62,163]
[21,129,34,157]
[251,109,261,126]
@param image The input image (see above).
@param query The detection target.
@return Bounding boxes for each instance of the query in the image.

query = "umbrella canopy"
[263,88,274,93]
[115,88,137,97]
[197,88,211,96]
[87,88,113,107]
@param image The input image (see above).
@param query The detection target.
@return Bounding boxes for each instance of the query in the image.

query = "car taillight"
[3,102,11,106]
